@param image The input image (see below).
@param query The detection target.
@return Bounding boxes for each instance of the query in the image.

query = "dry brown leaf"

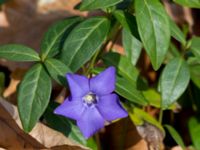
[0,98,89,150]
[171,146,183,150]
[0,98,45,150]
[49,145,87,150]
[3,68,27,104]
[104,117,148,150]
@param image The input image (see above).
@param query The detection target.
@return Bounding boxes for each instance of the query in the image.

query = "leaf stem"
[85,50,100,76]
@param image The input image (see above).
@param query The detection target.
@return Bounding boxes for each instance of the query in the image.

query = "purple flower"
[54,67,128,138]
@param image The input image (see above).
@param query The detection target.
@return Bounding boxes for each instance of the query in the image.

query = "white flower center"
[83,93,98,105]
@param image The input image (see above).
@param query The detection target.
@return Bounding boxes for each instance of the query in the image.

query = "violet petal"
[54,97,85,120]
[90,66,116,96]
[66,73,89,98]
[97,94,128,121]
[77,107,104,139]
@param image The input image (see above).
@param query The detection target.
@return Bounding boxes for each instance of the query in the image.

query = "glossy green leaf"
[60,17,110,72]
[143,89,176,109]
[130,107,164,133]
[92,67,147,105]
[18,64,52,132]
[188,57,200,88]
[160,58,190,109]
[44,102,97,149]
[44,58,71,86]
[143,89,161,108]
[188,117,200,149]
[103,52,139,83]
[122,29,142,65]
[135,0,170,70]
[173,0,200,8]
[165,125,186,150]
[170,18,186,45]
[0,44,40,61]
[113,10,140,40]
[40,17,82,60]
[116,77,148,106]
[190,37,200,58]
[79,0,123,11]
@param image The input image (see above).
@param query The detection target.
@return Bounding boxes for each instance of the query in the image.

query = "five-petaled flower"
[54,66,128,138]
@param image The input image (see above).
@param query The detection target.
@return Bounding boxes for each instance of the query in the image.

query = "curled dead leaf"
[0,98,89,150]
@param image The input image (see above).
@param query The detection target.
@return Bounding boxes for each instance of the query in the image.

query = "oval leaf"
[60,17,110,72]
[103,52,139,82]
[79,0,123,11]
[187,57,200,88]
[92,67,147,106]
[135,0,170,70]
[190,36,200,58]
[122,29,142,65]
[160,58,190,109]
[18,64,52,132]
[165,125,186,150]
[113,10,140,40]
[44,58,71,86]
[188,117,200,149]
[116,77,148,106]
[173,0,200,8]
[40,17,82,60]
[0,44,40,61]
[170,18,186,45]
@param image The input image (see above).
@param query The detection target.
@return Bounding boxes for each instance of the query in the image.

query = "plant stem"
[85,50,100,76]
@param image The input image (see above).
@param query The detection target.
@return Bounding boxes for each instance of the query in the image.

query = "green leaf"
[143,89,161,108]
[130,107,164,133]
[44,58,71,86]
[135,0,170,70]
[187,57,200,88]
[113,10,140,40]
[116,77,148,106]
[79,0,123,11]
[40,17,82,60]
[0,44,40,61]
[160,58,190,109]
[173,0,200,8]
[122,29,142,65]
[188,117,200,149]
[18,64,52,132]
[103,52,139,83]
[165,125,186,150]
[60,17,110,72]
[92,67,148,105]
[170,18,186,45]
[190,37,200,58]
[44,102,97,149]
[143,89,176,109]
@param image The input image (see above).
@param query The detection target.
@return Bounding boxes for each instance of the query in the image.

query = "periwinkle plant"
[0,0,199,149]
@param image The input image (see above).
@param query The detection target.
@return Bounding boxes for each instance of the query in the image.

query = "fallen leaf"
[3,68,26,104]
[0,98,45,149]
[0,98,89,150]
[104,117,148,150]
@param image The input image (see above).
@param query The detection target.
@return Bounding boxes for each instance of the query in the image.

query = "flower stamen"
[83,93,98,106]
